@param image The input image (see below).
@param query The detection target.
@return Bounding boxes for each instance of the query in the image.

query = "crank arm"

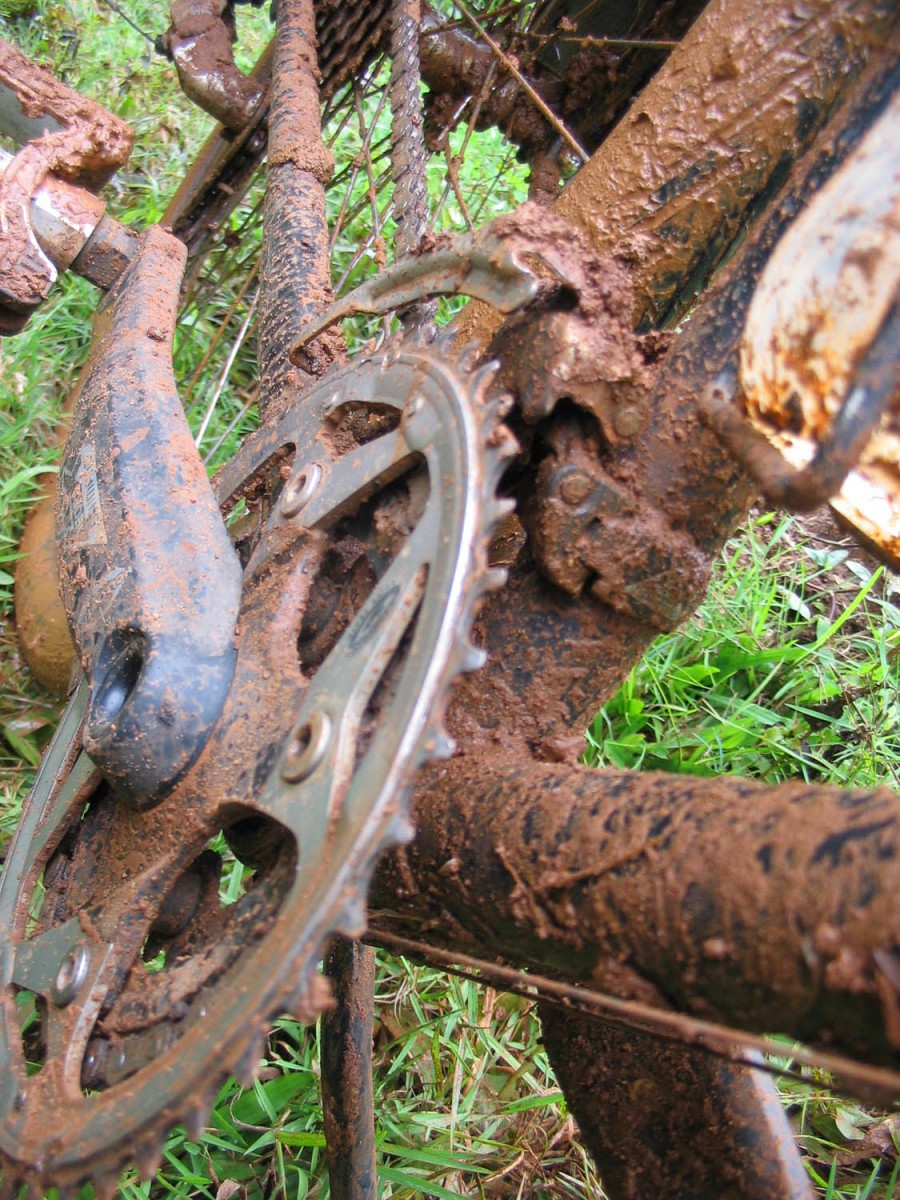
[57,225,242,808]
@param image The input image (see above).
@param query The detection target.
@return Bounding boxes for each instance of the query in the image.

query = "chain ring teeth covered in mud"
[0,329,516,1195]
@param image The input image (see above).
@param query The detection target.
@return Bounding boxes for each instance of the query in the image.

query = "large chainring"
[0,328,514,1194]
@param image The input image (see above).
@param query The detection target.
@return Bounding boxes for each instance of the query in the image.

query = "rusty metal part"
[453,0,899,347]
[372,758,900,1071]
[257,0,344,416]
[161,0,266,131]
[56,226,243,807]
[0,40,133,328]
[541,1013,815,1200]
[0,331,513,1193]
[321,939,377,1200]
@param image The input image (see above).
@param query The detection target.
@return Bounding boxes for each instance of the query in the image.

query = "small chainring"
[0,328,515,1194]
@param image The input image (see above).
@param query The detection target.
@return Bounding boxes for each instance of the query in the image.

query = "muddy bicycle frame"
[1,1,899,1197]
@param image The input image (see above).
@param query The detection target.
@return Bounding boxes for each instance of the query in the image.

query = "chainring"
[0,327,515,1195]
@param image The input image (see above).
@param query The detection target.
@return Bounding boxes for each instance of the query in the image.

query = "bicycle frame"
[0,1,898,1197]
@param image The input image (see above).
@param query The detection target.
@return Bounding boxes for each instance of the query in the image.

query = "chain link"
[389,0,437,328]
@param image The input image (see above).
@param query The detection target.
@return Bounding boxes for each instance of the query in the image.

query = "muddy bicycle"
[0,0,897,1197]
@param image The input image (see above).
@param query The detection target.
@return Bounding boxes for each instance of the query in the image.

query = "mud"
[321,939,377,1199]
[57,226,242,805]
[257,0,345,418]
[265,0,333,179]
[372,759,900,1067]
[439,43,899,765]
[14,486,75,694]
[483,210,713,628]
[453,0,898,348]
[13,358,92,692]
[541,1012,814,1200]
[0,39,133,187]
[419,3,549,159]
[0,40,133,320]
[164,0,265,130]
[738,89,900,562]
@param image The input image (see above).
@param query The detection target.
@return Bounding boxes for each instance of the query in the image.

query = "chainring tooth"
[0,330,516,1194]
[137,1144,166,1182]
[183,1088,216,1143]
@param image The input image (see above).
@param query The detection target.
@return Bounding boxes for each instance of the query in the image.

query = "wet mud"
[373,759,900,1067]
[257,0,345,418]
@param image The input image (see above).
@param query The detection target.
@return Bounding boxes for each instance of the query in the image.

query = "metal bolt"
[613,406,643,438]
[282,711,332,783]
[281,463,321,519]
[51,945,90,1007]
[558,472,594,505]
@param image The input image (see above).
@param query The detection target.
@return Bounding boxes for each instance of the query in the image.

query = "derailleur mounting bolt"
[559,471,594,505]
[51,945,91,1007]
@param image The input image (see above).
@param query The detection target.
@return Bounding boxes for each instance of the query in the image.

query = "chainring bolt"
[281,463,322,519]
[282,710,332,783]
[51,945,90,1007]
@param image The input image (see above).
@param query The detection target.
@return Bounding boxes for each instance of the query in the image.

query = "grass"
[0,3,897,1198]
[585,511,899,792]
